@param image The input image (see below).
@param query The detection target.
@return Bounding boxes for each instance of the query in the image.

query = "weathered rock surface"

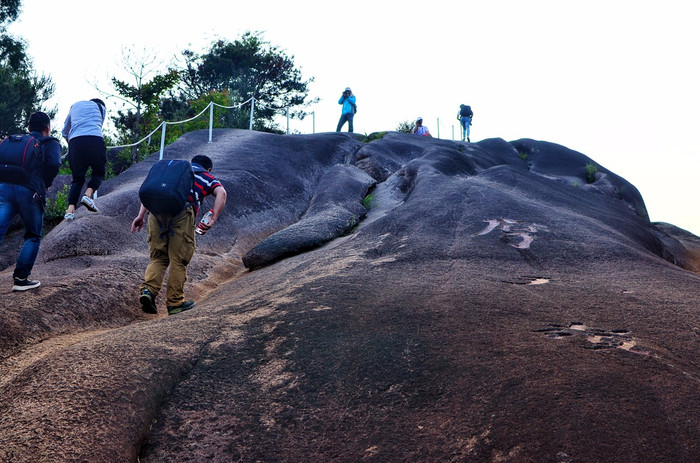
[1,129,699,462]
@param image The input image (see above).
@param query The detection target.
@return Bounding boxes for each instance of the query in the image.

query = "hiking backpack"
[139,159,195,236]
[460,105,473,118]
[0,134,45,183]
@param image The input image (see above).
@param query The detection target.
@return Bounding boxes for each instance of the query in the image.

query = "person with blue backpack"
[457,104,473,142]
[0,112,62,291]
[131,154,227,315]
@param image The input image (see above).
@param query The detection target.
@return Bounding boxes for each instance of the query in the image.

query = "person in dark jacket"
[0,112,62,291]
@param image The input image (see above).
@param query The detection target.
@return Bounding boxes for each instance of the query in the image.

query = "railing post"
[312,111,315,134]
[249,97,255,130]
[159,122,167,160]
[208,102,214,143]
[437,118,440,139]
[286,107,290,134]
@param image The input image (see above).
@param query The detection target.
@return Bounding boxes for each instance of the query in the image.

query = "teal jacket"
[338,95,356,115]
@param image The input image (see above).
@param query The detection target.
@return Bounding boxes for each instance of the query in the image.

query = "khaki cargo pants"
[141,207,196,307]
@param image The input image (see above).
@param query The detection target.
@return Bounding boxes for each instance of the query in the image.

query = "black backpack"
[139,159,195,237]
[0,134,45,183]
[460,105,473,118]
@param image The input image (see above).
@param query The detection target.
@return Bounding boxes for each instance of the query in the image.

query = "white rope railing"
[106,97,255,160]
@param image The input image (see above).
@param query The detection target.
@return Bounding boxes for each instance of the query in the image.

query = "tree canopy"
[177,31,317,132]
[0,0,56,136]
[102,47,180,168]
[0,0,20,25]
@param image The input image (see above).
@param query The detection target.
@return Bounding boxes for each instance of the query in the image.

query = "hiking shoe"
[167,300,195,315]
[64,212,75,221]
[81,195,98,212]
[139,289,158,314]
[12,278,41,292]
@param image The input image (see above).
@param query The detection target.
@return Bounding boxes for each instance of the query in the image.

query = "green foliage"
[617,185,626,199]
[395,120,413,133]
[362,192,375,209]
[58,155,71,175]
[0,0,21,24]
[364,131,387,143]
[518,151,528,160]
[185,90,236,132]
[0,1,56,136]
[44,184,69,229]
[178,31,317,132]
[111,70,179,107]
[108,47,180,166]
[585,162,599,183]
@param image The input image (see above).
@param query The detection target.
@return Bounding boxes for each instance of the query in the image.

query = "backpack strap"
[154,164,199,239]
[154,206,194,240]
[94,101,105,120]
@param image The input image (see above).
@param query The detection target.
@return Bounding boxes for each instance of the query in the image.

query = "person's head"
[416,117,423,125]
[344,87,352,95]
[192,155,213,172]
[28,111,51,134]
[90,98,106,108]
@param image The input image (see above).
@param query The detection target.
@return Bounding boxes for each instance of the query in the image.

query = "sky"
[9,0,700,236]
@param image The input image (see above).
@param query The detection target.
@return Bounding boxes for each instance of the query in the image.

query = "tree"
[178,31,317,132]
[396,120,414,133]
[103,47,179,165]
[0,0,56,136]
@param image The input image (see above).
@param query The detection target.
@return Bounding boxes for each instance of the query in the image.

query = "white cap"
[345,87,352,92]
[416,117,423,122]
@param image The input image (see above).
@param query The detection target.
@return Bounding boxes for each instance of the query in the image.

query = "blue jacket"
[338,95,356,115]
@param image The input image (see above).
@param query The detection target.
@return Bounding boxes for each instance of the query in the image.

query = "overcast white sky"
[10,0,700,236]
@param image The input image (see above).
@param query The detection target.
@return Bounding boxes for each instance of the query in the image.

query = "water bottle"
[196,209,214,235]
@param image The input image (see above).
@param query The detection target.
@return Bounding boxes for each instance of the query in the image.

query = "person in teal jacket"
[336,87,356,133]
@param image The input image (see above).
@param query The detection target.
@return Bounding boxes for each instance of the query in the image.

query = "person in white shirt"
[61,98,107,220]
[411,117,432,137]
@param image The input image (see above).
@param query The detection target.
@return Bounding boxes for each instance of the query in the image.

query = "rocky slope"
[1,129,699,462]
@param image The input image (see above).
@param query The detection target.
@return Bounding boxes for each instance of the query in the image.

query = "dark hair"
[90,98,105,107]
[191,155,213,171]
[28,111,50,133]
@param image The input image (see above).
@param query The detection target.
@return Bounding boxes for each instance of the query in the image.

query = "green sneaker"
[167,300,195,315]
[140,289,157,314]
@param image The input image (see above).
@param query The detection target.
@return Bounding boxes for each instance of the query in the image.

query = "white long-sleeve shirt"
[62,100,105,141]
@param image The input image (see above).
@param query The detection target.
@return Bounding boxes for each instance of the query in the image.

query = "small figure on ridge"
[457,104,473,142]
[411,117,432,137]
[336,87,356,133]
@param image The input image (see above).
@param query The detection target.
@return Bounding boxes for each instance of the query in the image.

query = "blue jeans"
[336,113,354,133]
[460,116,472,141]
[0,183,44,279]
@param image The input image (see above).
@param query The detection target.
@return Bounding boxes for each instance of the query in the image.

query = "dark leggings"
[68,136,107,206]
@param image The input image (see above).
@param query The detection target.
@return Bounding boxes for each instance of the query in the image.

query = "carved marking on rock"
[477,218,549,249]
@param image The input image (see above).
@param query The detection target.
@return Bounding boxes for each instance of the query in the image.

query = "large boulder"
[1,129,698,462]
